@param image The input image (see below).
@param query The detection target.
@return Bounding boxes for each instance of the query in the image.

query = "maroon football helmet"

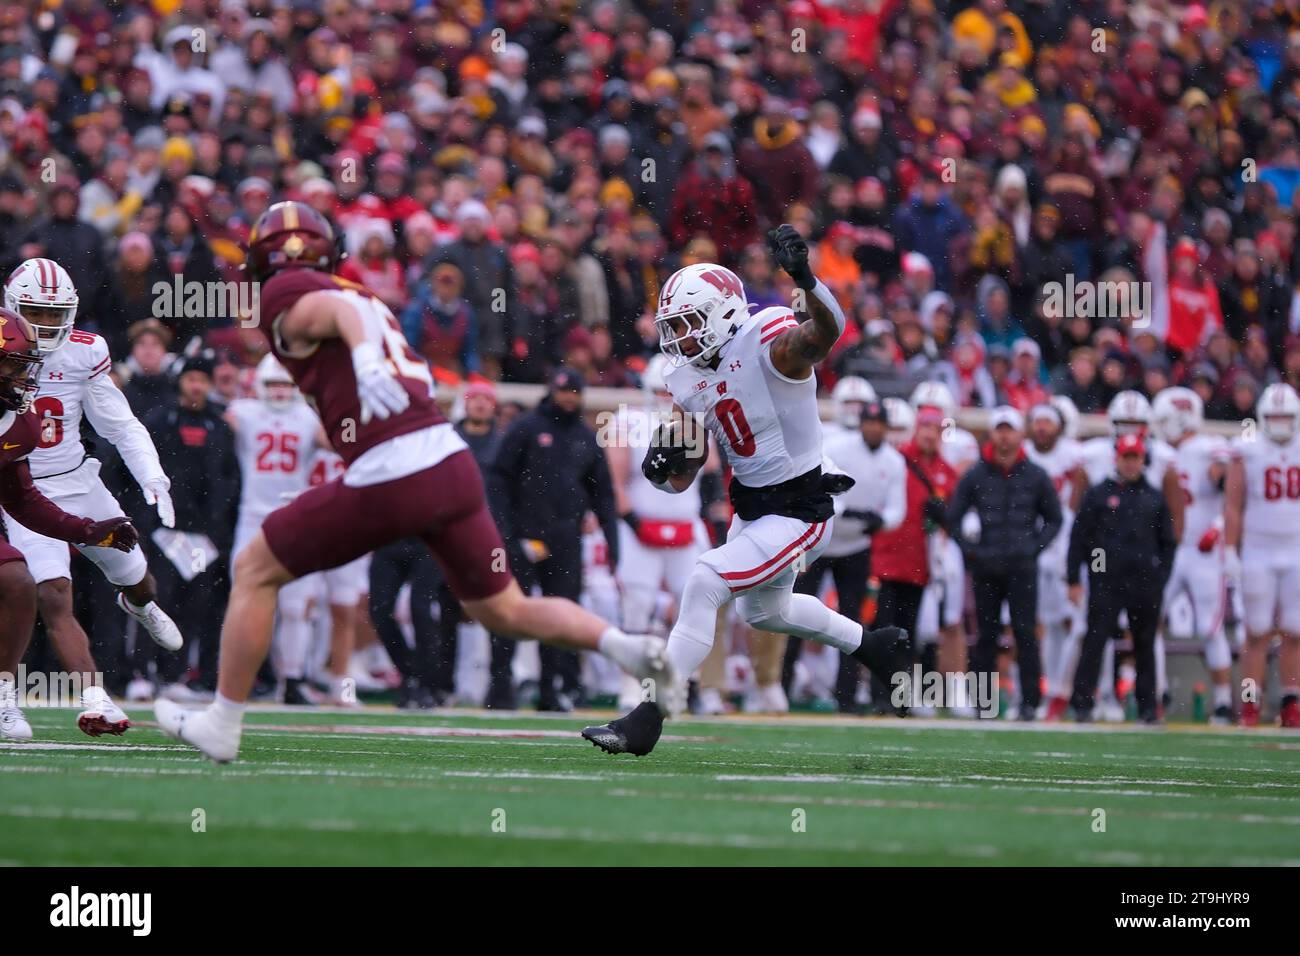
[0,308,43,414]
[244,200,341,283]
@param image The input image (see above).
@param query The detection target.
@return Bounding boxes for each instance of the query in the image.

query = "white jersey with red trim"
[1170,433,1230,547]
[1025,435,1083,563]
[665,307,822,488]
[230,398,323,525]
[1081,435,1174,488]
[940,426,980,473]
[27,329,166,488]
[1234,431,1300,551]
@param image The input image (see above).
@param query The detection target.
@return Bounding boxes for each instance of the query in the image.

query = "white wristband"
[351,340,383,371]
[810,279,847,336]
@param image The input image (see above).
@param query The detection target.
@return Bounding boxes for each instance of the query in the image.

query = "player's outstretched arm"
[283,290,409,423]
[85,370,174,527]
[0,458,138,551]
[766,224,847,380]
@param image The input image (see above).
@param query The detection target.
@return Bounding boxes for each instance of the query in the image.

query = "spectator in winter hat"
[737,97,820,228]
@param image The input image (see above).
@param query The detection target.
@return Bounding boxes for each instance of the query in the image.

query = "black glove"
[83,517,139,553]
[843,509,884,535]
[642,422,692,484]
[922,496,947,528]
[766,224,815,288]
[621,511,641,533]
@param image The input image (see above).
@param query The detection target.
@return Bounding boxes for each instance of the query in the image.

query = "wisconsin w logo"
[700,269,743,298]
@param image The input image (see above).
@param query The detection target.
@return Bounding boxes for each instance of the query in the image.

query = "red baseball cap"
[1116,433,1146,457]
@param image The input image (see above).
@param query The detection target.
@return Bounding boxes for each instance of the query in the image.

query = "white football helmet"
[655,262,749,368]
[254,353,298,409]
[910,380,956,418]
[883,396,916,435]
[1107,390,1152,437]
[1050,395,1079,440]
[1152,386,1203,443]
[5,258,79,354]
[1258,383,1300,443]
[831,376,877,428]
[1027,401,1064,436]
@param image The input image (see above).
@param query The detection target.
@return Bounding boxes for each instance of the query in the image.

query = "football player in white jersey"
[1154,387,1236,722]
[1224,383,1300,728]
[227,354,330,704]
[1024,402,1088,719]
[909,380,975,711]
[0,259,181,736]
[825,376,877,440]
[605,354,713,707]
[812,399,907,710]
[303,446,371,705]
[582,226,908,755]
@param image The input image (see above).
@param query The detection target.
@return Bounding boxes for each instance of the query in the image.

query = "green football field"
[1,706,1297,866]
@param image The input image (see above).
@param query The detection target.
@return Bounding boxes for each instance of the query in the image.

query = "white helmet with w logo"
[655,263,749,368]
[1258,383,1300,443]
[5,258,79,354]
[1152,386,1203,442]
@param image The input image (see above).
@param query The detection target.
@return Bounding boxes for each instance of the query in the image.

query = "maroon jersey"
[0,409,98,544]
[257,269,444,465]
[0,409,40,468]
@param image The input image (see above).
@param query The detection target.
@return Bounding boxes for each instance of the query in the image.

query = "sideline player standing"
[1,259,181,737]
[582,225,909,756]
[0,312,140,740]
[155,202,679,762]
[1152,387,1236,723]
[226,354,329,704]
[1224,383,1300,727]
[1024,402,1088,720]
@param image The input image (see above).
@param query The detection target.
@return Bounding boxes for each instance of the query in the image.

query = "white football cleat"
[744,683,789,714]
[77,685,131,737]
[117,593,183,651]
[0,680,32,741]
[326,675,361,707]
[697,687,727,715]
[125,677,154,702]
[153,699,241,764]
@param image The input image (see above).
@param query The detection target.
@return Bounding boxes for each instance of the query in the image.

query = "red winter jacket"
[870,440,959,587]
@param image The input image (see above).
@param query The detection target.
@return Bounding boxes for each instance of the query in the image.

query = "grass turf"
[1,706,1297,866]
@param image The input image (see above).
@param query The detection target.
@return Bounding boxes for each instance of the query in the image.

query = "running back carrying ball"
[641,418,697,486]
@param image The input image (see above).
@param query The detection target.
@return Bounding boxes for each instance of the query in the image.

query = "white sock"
[1212,684,1231,708]
[210,692,246,727]
[783,594,863,653]
[597,628,643,673]
[664,564,734,678]
[276,617,313,681]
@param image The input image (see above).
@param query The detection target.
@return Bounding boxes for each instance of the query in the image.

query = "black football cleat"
[581,701,664,756]
[851,626,910,680]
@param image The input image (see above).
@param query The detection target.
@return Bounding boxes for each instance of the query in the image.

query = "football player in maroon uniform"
[0,311,139,740]
[156,201,680,762]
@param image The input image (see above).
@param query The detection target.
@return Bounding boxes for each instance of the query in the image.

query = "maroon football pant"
[262,450,513,601]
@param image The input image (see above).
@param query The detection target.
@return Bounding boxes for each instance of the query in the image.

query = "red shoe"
[1280,699,1300,729]
[1044,696,1069,722]
[1241,701,1261,727]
